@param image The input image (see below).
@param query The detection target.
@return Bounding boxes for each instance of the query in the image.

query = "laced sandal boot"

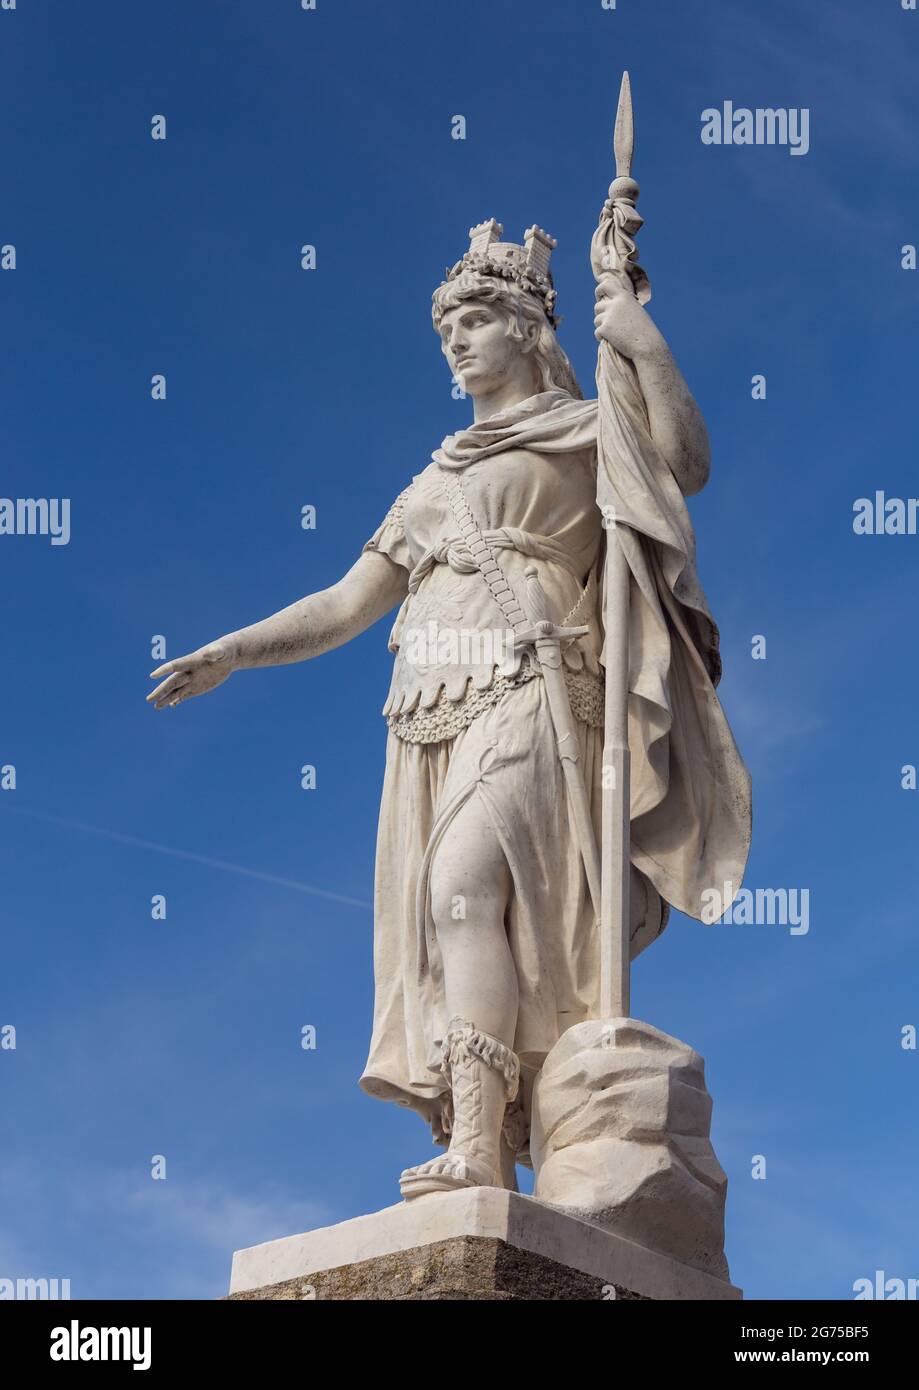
[400,1017,520,1199]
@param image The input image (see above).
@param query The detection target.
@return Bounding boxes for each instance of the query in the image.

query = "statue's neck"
[472,388,526,423]
[471,370,541,424]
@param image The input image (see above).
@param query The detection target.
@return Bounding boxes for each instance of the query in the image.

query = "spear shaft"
[595,71,644,1019]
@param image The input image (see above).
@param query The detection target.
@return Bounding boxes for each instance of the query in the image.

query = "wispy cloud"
[0,804,371,910]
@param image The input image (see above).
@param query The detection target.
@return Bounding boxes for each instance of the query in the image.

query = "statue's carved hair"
[432,273,583,400]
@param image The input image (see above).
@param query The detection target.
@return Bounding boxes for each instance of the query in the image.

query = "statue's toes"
[399,1152,492,1198]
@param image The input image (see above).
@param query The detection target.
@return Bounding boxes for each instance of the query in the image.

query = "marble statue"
[148,76,750,1277]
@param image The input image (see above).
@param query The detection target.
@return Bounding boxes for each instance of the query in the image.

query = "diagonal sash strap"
[438,472,533,641]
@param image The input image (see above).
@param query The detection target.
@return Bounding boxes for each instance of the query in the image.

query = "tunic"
[357,390,750,1140]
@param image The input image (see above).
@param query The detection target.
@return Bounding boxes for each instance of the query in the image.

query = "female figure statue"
[147,222,749,1201]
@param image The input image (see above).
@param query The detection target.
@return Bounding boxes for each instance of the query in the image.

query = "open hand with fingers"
[146,639,238,711]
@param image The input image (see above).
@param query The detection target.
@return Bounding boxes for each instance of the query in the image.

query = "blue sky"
[1,0,917,1300]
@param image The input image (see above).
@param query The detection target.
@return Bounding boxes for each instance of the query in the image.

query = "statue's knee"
[429,857,507,931]
[430,870,478,931]
[428,802,510,930]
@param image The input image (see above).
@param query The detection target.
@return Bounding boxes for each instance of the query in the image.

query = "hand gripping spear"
[592,71,650,1019]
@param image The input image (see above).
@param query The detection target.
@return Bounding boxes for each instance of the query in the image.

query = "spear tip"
[613,70,634,178]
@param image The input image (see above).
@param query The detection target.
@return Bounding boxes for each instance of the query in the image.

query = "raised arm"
[593,270,711,496]
[146,549,408,710]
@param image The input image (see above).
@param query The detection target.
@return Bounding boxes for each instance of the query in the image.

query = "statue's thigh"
[428,788,512,926]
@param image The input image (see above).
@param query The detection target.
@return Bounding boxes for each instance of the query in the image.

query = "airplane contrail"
[0,804,371,910]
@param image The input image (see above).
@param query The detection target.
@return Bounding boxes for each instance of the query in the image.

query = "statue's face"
[439,301,523,395]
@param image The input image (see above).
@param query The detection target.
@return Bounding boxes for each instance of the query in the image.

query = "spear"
[592,71,649,1019]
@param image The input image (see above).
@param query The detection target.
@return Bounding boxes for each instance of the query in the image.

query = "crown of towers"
[442,219,559,326]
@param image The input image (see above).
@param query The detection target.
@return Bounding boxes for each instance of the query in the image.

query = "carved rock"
[530,1018,730,1279]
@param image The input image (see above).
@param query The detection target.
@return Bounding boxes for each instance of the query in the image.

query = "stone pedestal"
[228,1188,741,1301]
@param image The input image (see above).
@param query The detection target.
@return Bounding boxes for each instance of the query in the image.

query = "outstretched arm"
[593,270,711,496]
[147,549,408,710]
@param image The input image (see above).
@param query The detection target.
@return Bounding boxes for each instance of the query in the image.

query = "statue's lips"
[455,357,475,369]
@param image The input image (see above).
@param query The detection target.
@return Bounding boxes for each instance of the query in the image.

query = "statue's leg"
[431,789,517,1040]
[400,792,520,1199]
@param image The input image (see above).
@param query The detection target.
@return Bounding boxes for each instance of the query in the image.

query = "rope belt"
[407,526,581,596]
